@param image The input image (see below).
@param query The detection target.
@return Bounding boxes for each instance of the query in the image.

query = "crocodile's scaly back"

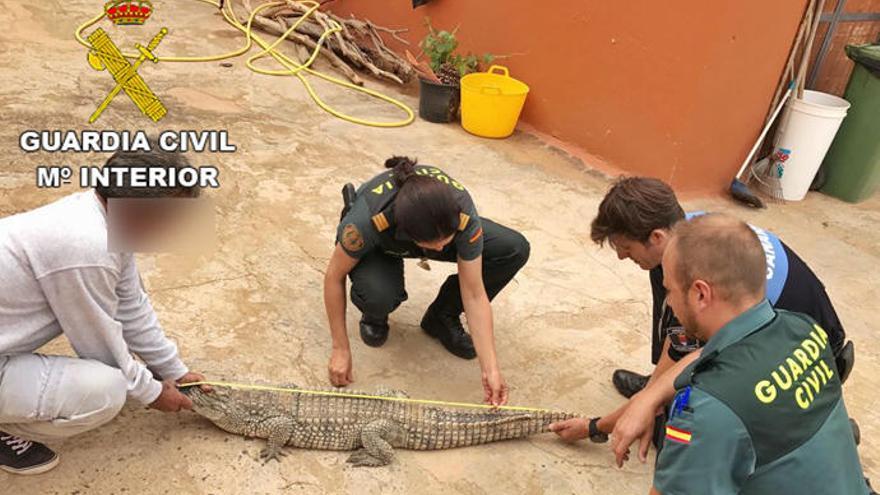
[391,403,574,450]
[184,384,579,466]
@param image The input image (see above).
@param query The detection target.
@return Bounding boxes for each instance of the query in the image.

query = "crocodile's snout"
[180,385,214,402]
[180,385,217,410]
[182,386,232,422]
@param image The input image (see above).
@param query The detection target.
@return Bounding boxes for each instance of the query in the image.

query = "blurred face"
[609,230,668,270]
[105,197,211,253]
[415,233,456,253]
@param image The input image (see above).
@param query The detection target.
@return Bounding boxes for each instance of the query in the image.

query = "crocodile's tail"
[409,409,581,450]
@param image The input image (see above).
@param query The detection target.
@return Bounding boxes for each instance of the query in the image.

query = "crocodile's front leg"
[346,419,401,467]
[258,416,297,464]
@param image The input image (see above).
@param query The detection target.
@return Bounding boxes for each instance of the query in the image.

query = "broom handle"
[740,0,813,179]
[736,83,795,179]
[768,2,812,124]
[796,5,813,98]
[797,0,826,99]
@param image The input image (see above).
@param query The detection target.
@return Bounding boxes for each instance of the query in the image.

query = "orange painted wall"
[329,0,807,195]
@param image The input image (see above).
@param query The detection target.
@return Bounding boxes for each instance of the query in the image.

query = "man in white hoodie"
[0,146,206,475]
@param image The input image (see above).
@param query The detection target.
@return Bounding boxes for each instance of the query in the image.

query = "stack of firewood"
[238,0,416,86]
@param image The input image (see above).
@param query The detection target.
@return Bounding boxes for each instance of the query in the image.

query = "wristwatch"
[588,417,609,443]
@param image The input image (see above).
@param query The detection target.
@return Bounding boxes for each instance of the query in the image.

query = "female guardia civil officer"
[323,157,530,405]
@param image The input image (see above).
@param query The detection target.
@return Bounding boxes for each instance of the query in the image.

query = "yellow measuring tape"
[74,0,414,127]
[177,381,554,413]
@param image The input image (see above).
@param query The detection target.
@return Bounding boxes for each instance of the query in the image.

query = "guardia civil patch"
[342,224,364,252]
[665,425,692,445]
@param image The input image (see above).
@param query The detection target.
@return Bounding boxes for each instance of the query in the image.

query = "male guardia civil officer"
[648,214,867,494]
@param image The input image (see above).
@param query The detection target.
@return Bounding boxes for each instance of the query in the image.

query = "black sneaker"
[359,313,389,347]
[0,432,59,475]
[420,305,477,360]
[612,369,650,398]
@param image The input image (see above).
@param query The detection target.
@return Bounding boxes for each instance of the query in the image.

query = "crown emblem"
[104,0,153,25]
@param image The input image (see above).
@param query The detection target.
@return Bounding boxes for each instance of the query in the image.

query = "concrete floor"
[1,0,877,493]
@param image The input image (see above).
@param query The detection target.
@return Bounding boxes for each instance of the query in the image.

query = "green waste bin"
[821,44,880,203]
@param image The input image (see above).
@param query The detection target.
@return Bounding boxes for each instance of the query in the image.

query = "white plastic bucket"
[771,90,851,201]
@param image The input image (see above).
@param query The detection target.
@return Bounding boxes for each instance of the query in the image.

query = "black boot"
[612,369,650,398]
[359,314,389,347]
[0,432,59,475]
[420,305,477,359]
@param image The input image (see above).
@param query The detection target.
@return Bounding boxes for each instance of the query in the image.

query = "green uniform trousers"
[348,218,529,317]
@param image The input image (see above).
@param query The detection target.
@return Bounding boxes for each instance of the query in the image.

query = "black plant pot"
[418,78,460,123]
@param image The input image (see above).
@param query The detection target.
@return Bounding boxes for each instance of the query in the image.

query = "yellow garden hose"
[75,0,415,127]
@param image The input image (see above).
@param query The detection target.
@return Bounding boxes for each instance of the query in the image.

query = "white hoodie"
[0,191,187,404]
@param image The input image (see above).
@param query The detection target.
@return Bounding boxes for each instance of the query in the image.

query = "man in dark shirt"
[648,211,845,368]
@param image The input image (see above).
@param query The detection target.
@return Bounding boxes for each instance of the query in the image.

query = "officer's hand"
[150,379,194,412]
[611,392,660,467]
[482,368,508,406]
[549,418,589,442]
[328,347,353,387]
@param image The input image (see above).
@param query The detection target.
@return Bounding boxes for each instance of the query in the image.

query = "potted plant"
[411,20,494,123]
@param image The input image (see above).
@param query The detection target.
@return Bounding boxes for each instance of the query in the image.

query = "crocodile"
[183,384,578,467]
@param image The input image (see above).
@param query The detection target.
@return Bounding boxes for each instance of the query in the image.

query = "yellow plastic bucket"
[460,65,530,138]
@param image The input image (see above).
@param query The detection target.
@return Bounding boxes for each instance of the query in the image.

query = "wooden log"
[251,13,364,85]
[276,9,407,83]
[243,0,416,84]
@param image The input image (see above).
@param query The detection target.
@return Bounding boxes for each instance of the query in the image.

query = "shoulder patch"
[342,224,365,252]
[469,227,483,244]
[371,213,390,232]
[458,213,470,231]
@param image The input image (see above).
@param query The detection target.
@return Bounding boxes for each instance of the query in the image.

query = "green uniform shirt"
[336,166,483,261]
[654,300,868,495]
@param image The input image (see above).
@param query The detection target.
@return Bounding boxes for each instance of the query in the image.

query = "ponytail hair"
[385,156,461,243]
[385,155,418,186]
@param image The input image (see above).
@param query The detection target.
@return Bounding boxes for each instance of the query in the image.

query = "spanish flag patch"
[665,425,692,445]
